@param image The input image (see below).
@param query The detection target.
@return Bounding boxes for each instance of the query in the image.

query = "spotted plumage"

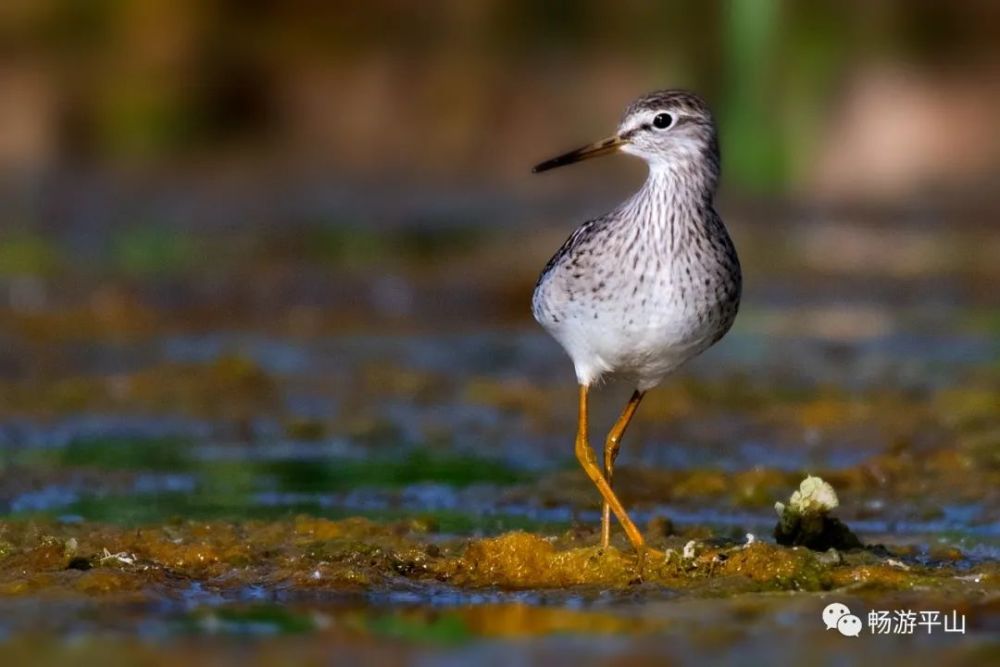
[529,89,742,552]
[532,90,741,391]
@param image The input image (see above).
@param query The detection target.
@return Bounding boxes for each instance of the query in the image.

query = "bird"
[531,90,741,553]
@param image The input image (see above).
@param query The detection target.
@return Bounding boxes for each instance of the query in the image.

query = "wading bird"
[532,90,741,552]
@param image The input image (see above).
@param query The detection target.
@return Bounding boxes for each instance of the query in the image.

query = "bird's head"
[532,90,719,177]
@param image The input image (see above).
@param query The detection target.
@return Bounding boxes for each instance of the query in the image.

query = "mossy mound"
[0,518,989,600]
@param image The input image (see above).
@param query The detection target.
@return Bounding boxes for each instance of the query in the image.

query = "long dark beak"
[532,134,626,173]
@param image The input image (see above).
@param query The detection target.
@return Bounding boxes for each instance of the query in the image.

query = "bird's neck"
[620,160,718,228]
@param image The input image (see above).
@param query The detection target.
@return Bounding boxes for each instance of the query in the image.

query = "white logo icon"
[822,602,852,631]
[837,614,863,637]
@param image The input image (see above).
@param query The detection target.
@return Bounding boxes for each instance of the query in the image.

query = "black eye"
[652,113,673,129]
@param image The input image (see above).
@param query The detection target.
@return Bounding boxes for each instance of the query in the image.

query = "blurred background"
[0,1,998,660]
[0,0,998,338]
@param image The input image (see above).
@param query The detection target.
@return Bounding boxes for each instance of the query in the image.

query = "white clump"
[745,533,756,546]
[99,548,136,566]
[682,540,698,560]
[64,537,79,556]
[775,475,839,517]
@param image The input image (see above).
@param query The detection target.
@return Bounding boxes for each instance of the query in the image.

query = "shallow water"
[0,206,997,663]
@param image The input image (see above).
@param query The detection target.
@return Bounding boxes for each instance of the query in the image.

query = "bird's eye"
[652,113,673,129]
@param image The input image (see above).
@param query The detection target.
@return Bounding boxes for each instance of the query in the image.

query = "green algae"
[112,226,203,278]
[59,436,195,471]
[264,450,529,491]
[13,436,526,489]
[182,604,319,636]
[13,493,566,536]
[366,611,473,645]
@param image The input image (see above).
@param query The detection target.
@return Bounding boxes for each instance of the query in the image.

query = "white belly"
[531,200,742,390]
[533,269,735,390]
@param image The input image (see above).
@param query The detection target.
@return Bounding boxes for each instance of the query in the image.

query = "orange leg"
[601,390,645,548]
[574,385,645,551]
